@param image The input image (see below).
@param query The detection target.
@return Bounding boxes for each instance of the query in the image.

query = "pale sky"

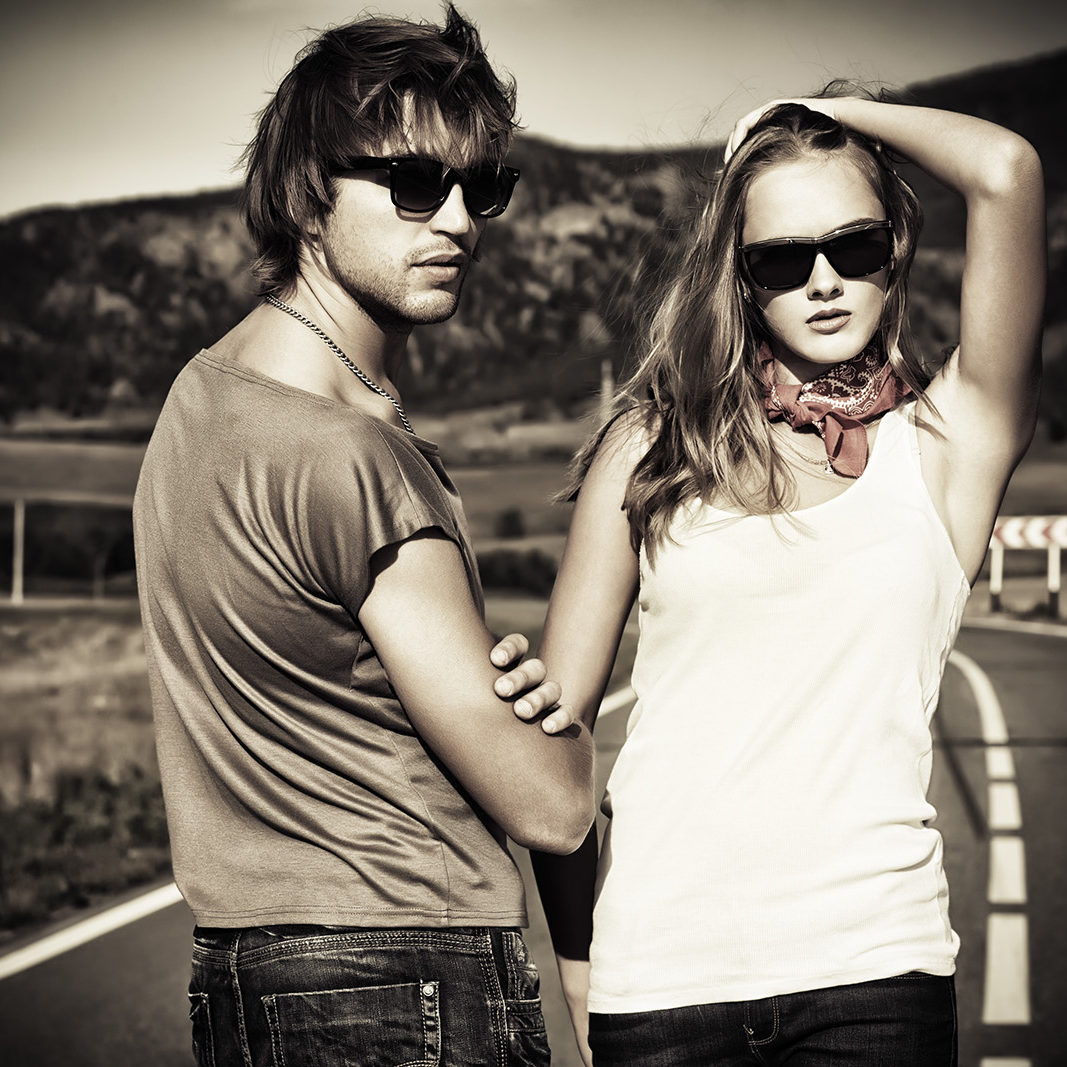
[2,0,1065,218]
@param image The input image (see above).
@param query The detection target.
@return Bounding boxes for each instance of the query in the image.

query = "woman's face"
[741,152,890,384]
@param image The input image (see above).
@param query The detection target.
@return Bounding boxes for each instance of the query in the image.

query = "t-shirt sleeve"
[295,421,462,614]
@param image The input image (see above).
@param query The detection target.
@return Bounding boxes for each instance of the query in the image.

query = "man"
[133,7,594,1065]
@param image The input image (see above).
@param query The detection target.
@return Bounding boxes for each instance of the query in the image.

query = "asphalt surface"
[0,619,1063,1067]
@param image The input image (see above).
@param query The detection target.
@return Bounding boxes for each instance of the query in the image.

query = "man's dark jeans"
[589,973,957,1066]
[188,925,549,1066]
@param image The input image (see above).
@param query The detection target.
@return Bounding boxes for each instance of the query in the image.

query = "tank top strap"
[865,400,920,496]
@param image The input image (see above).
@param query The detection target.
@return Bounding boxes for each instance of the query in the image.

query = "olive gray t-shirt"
[133,350,526,928]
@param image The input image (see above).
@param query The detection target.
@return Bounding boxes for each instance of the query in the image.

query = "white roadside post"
[12,498,25,605]
[989,516,1067,619]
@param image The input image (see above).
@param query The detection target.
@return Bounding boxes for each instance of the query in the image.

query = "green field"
[2,427,1066,525]
[2,426,1065,597]
[0,436,575,538]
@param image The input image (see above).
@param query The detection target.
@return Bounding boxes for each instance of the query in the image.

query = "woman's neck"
[770,346,840,387]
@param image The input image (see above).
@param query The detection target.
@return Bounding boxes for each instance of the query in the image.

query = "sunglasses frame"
[333,155,521,219]
[739,220,895,292]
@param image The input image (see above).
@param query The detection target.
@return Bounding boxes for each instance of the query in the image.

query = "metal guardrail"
[6,500,1067,613]
[988,516,1067,616]
[7,493,133,605]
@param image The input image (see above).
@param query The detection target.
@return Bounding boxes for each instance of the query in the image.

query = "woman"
[519,94,1044,1065]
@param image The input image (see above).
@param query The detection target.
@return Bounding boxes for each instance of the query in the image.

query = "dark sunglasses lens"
[746,245,815,290]
[826,229,892,277]
[392,160,448,212]
[462,168,512,218]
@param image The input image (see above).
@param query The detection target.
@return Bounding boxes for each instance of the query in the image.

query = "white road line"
[982,914,1032,1025]
[988,837,1028,905]
[949,649,1009,744]
[963,616,1067,640]
[948,648,1033,1037]
[986,745,1017,780]
[989,782,1023,831]
[981,1059,1032,1066]
[0,882,182,982]
[598,685,636,719]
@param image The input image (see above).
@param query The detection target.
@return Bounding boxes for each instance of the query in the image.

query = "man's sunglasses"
[333,155,520,219]
[739,220,894,292]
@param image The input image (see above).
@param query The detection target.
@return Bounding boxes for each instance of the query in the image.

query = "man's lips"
[416,254,466,267]
[413,252,468,282]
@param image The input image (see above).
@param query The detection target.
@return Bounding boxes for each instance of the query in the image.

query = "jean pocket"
[504,1004,551,1067]
[263,980,440,1067]
[499,934,550,1066]
[188,992,216,1067]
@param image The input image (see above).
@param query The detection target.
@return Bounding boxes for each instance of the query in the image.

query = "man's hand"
[489,633,576,734]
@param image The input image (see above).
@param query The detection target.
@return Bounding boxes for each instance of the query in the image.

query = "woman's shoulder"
[587,405,658,480]
[604,403,659,455]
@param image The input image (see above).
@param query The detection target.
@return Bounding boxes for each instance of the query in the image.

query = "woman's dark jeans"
[188,924,549,1067]
[589,973,957,1066]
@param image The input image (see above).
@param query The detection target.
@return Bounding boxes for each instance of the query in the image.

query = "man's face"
[310,145,488,331]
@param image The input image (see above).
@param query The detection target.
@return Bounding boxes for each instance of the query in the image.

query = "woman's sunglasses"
[333,155,520,219]
[739,220,894,292]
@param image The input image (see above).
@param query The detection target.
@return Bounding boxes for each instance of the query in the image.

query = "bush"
[0,767,170,934]
[476,547,558,598]
[493,507,526,539]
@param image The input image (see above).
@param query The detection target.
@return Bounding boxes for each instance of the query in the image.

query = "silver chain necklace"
[265,294,414,434]
[775,427,836,475]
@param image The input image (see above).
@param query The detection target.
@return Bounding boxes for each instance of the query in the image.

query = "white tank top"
[588,402,970,1012]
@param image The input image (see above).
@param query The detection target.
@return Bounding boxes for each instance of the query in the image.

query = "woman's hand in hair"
[724,97,844,162]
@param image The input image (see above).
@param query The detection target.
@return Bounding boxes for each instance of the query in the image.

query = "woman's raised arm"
[822,97,1044,432]
[732,95,1045,578]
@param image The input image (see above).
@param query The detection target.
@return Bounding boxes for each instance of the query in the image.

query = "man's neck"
[211,280,412,428]
[284,276,409,386]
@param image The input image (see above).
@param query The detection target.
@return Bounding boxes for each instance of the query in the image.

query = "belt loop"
[486,927,508,997]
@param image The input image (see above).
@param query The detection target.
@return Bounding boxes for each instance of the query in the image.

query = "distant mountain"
[1,48,1064,434]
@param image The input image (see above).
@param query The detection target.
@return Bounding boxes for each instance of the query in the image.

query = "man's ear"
[301,203,327,243]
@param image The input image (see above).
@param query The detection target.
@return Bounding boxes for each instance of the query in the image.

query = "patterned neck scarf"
[759,345,911,478]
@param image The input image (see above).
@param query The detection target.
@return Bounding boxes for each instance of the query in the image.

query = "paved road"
[0,621,1062,1066]
[936,626,1067,1067]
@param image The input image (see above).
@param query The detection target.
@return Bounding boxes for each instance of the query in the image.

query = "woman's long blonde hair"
[570,99,929,559]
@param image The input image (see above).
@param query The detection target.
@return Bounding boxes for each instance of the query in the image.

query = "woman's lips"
[807,311,850,334]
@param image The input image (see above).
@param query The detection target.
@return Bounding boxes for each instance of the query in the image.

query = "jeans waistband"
[192,924,521,957]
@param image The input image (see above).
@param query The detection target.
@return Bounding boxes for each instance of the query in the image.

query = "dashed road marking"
[985,745,1016,780]
[989,781,1022,831]
[982,914,1031,1025]
[948,649,1032,1037]
[987,837,1027,905]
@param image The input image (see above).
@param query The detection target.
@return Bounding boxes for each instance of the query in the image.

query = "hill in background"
[1,48,1064,437]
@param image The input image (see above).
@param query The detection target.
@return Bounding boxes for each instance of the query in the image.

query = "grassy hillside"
[0,49,1064,434]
